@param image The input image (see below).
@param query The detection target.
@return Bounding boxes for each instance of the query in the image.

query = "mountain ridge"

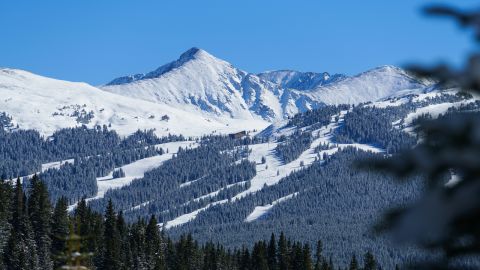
[101,47,431,121]
[0,48,436,138]
[0,68,269,137]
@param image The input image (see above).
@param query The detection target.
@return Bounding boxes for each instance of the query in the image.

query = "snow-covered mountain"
[257,70,346,90]
[102,47,288,120]
[102,48,433,121]
[0,68,268,137]
[0,47,436,138]
[302,65,432,105]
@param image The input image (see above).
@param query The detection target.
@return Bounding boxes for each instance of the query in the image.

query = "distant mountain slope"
[0,68,268,137]
[303,65,430,105]
[102,48,431,121]
[102,48,288,120]
[0,48,435,138]
[257,70,346,90]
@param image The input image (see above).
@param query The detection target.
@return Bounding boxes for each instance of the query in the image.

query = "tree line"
[0,123,185,180]
[0,175,382,270]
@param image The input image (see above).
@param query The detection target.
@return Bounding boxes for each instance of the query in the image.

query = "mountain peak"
[179,47,208,60]
[355,65,434,86]
[105,47,220,86]
[361,65,407,76]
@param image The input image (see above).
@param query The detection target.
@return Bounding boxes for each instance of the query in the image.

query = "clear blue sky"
[0,0,477,85]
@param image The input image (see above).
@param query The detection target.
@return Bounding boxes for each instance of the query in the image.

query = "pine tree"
[277,232,289,270]
[180,234,198,270]
[349,254,358,270]
[74,199,89,242]
[130,220,148,270]
[145,215,164,270]
[314,240,323,270]
[327,257,334,270]
[116,211,131,270]
[4,178,40,270]
[51,197,70,268]
[290,242,304,270]
[251,241,268,270]
[267,233,277,270]
[102,200,120,270]
[57,224,92,270]
[363,251,377,270]
[166,238,177,270]
[0,181,12,270]
[73,198,102,269]
[202,242,217,270]
[320,259,329,270]
[28,175,53,270]
[302,243,313,270]
[239,247,250,270]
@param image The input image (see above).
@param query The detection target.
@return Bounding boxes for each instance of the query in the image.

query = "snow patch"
[245,192,299,222]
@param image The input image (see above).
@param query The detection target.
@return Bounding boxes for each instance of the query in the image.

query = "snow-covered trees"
[112,168,125,179]
[0,178,383,269]
[287,104,349,129]
[332,106,416,153]
[4,179,40,270]
[170,148,422,268]
[28,175,53,270]
[88,137,257,224]
[275,131,313,163]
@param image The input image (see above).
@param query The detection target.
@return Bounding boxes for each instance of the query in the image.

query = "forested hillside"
[0,90,478,269]
[0,178,384,270]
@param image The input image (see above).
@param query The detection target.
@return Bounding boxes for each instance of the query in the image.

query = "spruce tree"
[277,232,289,270]
[130,220,148,270]
[57,224,92,270]
[320,259,329,270]
[290,243,304,270]
[165,238,176,270]
[239,247,250,270]
[102,200,120,270]
[302,243,313,270]
[73,198,103,269]
[202,242,217,270]
[349,254,358,270]
[145,215,164,270]
[327,257,334,270]
[363,251,377,270]
[314,240,323,270]
[4,178,39,270]
[183,234,200,269]
[251,241,268,270]
[267,233,277,270]
[116,211,132,270]
[0,181,12,270]
[28,175,53,270]
[51,197,69,264]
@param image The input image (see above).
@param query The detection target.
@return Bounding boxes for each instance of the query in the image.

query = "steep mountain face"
[103,47,285,120]
[257,70,346,90]
[102,48,431,121]
[0,68,269,137]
